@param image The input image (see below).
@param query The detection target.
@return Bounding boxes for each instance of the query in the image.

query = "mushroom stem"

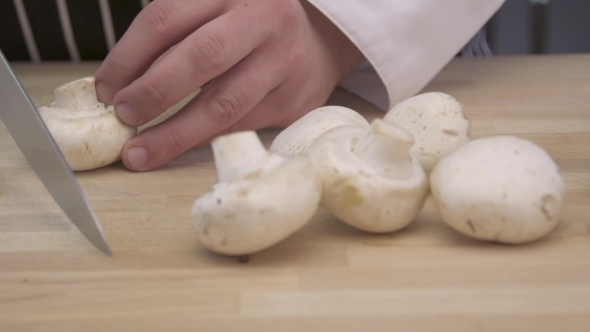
[212,131,270,182]
[52,77,101,111]
[353,119,415,178]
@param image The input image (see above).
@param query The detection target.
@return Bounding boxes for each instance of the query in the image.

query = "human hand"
[95,0,363,171]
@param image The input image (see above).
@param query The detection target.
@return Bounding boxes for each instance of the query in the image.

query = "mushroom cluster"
[38,77,136,171]
[191,92,565,256]
[37,78,565,257]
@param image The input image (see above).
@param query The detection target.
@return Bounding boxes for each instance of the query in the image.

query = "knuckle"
[107,52,132,74]
[165,127,187,153]
[141,1,175,39]
[279,43,307,78]
[286,43,306,65]
[271,0,303,30]
[188,32,227,73]
[206,89,244,127]
[139,80,167,106]
[267,88,291,110]
[216,124,239,137]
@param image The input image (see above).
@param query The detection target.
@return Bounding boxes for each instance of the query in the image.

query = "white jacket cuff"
[307,0,506,111]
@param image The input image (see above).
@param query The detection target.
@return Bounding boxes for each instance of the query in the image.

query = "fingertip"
[95,78,114,104]
[114,101,141,126]
[128,146,149,170]
[121,140,150,172]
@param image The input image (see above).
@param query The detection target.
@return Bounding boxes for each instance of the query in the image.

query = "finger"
[94,0,224,103]
[190,78,317,151]
[152,43,177,67]
[191,92,289,150]
[120,49,283,171]
[112,8,271,127]
[153,44,214,88]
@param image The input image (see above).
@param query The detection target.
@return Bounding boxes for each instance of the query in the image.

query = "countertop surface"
[1,55,590,331]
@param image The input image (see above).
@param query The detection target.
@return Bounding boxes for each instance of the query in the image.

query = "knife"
[0,51,111,256]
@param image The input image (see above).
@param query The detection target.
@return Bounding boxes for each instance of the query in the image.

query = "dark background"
[489,0,590,55]
[0,0,589,62]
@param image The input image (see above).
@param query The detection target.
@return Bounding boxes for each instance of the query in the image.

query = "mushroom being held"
[306,119,429,233]
[430,136,566,244]
[270,105,370,157]
[191,131,322,256]
[383,92,470,173]
[38,77,136,171]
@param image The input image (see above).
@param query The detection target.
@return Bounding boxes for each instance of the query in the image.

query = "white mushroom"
[430,135,566,244]
[38,76,136,171]
[306,118,429,233]
[269,105,370,156]
[191,131,322,256]
[383,92,470,173]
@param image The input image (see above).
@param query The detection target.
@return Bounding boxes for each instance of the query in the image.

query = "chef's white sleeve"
[306,0,506,110]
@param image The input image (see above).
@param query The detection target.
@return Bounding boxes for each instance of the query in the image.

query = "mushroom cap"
[430,135,566,244]
[306,121,428,233]
[191,132,322,255]
[38,77,136,171]
[383,92,470,172]
[269,105,370,156]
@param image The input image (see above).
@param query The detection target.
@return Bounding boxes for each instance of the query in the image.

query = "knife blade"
[0,51,111,256]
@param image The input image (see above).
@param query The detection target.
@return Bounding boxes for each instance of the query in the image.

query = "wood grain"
[1,55,590,331]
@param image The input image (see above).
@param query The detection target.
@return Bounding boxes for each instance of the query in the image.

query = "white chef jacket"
[307,0,506,111]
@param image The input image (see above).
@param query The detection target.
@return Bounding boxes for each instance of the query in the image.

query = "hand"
[95,0,363,171]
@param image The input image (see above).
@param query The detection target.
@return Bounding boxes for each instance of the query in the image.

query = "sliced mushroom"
[38,76,136,171]
[430,135,566,244]
[383,92,470,173]
[306,118,429,233]
[269,105,370,156]
[191,131,322,255]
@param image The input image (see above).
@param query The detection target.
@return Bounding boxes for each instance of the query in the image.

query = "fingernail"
[95,81,112,103]
[116,102,140,126]
[127,147,149,169]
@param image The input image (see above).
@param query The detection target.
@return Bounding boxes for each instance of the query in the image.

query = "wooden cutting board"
[1,55,590,331]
